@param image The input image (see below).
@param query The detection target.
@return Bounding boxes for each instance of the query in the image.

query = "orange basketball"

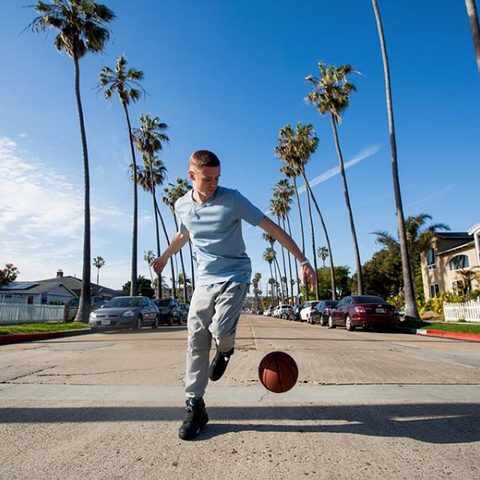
[258,351,299,393]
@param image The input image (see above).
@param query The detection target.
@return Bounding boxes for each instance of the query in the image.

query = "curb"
[0,329,92,346]
[416,329,480,343]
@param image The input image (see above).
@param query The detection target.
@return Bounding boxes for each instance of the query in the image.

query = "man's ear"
[187,170,195,181]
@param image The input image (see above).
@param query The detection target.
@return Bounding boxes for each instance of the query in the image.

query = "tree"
[30,0,115,323]
[99,54,144,296]
[465,0,480,84]
[373,214,450,297]
[368,0,421,320]
[317,246,329,268]
[305,62,363,295]
[163,178,193,302]
[133,114,170,298]
[122,276,154,298]
[262,232,284,300]
[263,247,276,304]
[93,256,105,285]
[275,122,337,299]
[252,272,262,309]
[0,264,19,287]
[144,250,155,281]
[456,267,480,300]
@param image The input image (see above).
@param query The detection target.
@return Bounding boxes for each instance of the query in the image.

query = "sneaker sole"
[178,415,209,441]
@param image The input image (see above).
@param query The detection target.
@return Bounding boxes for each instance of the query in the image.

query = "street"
[1,314,480,479]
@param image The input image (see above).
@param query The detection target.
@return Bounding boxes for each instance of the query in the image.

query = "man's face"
[188,164,221,198]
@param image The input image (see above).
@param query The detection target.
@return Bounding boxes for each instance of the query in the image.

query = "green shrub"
[419,291,465,315]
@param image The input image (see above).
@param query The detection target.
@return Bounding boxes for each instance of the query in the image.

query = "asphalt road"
[1,314,480,479]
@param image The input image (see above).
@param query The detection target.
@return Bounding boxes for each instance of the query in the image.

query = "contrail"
[297,144,381,194]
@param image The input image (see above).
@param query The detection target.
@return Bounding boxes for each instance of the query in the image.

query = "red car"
[328,295,400,331]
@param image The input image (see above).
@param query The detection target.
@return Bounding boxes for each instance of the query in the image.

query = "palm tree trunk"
[300,168,337,300]
[73,56,91,323]
[465,0,480,83]
[292,177,305,255]
[188,240,195,292]
[122,103,138,297]
[268,263,274,304]
[284,216,295,303]
[330,113,364,295]
[173,215,188,302]
[304,184,320,301]
[277,216,290,302]
[273,254,284,301]
[149,180,162,299]
[154,198,176,298]
[96,268,99,285]
[371,0,420,320]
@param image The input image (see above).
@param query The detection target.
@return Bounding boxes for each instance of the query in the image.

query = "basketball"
[258,351,299,393]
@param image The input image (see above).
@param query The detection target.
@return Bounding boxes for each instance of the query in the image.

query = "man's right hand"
[151,257,166,275]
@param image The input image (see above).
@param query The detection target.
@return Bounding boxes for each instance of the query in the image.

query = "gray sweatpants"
[185,281,248,399]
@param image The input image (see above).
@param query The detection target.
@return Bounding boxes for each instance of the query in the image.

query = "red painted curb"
[417,329,480,343]
[0,331,65,345]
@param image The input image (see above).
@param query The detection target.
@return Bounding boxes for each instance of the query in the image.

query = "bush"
[419,291,465,316]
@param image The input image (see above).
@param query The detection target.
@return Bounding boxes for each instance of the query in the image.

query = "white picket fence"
[443,300,480,323]
[0,304,66,325]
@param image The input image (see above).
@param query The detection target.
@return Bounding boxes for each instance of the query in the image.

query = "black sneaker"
[178,398,209,440]
[209,347,234,381]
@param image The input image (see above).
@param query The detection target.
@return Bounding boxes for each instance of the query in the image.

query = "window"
[429,284,439,298]
[449,255,470,271]
[426,248,436,270]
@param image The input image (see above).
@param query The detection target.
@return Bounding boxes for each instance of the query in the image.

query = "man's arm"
[258,217,317,288]
[151,231,190,275]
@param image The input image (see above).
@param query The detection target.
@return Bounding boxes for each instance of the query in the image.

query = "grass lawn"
[0,322,90,335]
[401,319,480,335]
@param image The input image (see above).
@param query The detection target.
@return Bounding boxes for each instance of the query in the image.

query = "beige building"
[421,223,480,299]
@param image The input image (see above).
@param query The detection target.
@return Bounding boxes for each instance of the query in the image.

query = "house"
[420,224,480,299]
[0,270,121,305]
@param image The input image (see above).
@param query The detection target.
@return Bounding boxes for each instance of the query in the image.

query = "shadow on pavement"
[1,403,479,444]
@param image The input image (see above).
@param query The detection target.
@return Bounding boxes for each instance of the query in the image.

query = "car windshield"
[155,300,171,308]
[105,298,141,308]
[354,296,386,305]
[325,301,339,307]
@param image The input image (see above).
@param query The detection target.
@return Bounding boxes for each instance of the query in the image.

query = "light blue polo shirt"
[175,186,265,286]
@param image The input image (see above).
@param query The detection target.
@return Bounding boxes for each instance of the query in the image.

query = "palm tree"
[369,0,428,320]
[30,0,115,323]
[98,55,144,296]
[163,178,193,302]
[144,250,155,282]
[317,246,329,268]
[275,122,337,300]
[133,114,169,299]
[456,267,480,300]
[252,272,262,309]
[93,256,105,285]
[263,248,276,304]
[373,214,450,296]
[465,0,480,83]
[305,62,364,295]
[263,232,284,301]
[270,197,290,302]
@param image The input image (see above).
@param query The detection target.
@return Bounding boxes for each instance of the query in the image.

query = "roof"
[434,232,472,240]
[0,281,76,296]
[437,241,475,256]
[468,223,480,235]
[33,276,120,296]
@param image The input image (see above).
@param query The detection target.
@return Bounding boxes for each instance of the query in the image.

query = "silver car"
[89,296,160,332]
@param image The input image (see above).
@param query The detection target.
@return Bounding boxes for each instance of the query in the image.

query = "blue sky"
[0,0,479,292]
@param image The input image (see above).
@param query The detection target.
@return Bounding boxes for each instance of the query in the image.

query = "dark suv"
[153,298,183,326]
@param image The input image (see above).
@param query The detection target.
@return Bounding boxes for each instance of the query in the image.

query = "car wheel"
[328,316,335,329]
[320,316,327,326]
[152,315,159,329]
[345,316,355,331]
[177,315,182,326]
[135,317,143,331]
[167,314,173,326]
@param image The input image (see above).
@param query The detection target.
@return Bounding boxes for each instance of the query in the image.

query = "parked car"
[291,304,303,321]
[89,296,159,332]
[154,298,183,326]
[311,300,339,325]
[67,296,106,321]
[178,303,189,323]
[328,295,400,331]
[276,304,293,319]
[299,301,320,322]
[263,306,274,317]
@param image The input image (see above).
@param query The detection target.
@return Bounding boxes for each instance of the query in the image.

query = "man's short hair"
[189,150,220,168]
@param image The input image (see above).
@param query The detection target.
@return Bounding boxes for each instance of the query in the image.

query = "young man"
[152,150,316,440]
